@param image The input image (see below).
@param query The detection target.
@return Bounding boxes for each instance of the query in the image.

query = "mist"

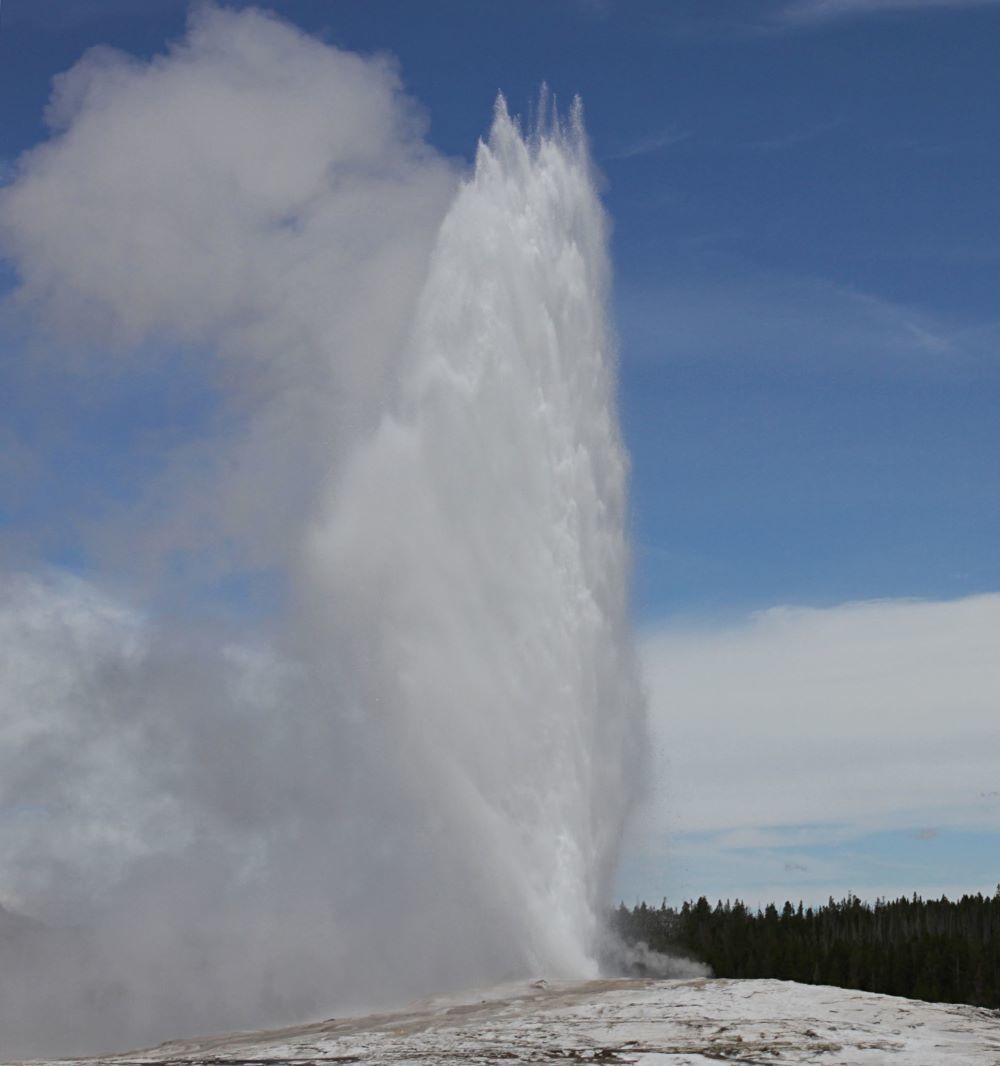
[0,6,645,1058]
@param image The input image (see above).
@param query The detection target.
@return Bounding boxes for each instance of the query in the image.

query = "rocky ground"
[18,977,1000,1065]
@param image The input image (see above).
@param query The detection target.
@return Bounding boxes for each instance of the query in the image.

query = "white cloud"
[616,594,1000,904]
[0,4,455,577]
[638,594,1000,839]
[780,0,1000,26]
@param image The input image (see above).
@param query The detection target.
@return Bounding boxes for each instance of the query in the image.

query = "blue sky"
[1,0,998,908]
[3,0,1000,618]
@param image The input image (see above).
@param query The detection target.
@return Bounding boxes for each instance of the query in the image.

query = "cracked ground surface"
[18,978,1000,1065]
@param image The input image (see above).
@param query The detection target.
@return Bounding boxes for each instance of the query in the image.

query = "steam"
[0,7,644,1057]
[599,933,712,980]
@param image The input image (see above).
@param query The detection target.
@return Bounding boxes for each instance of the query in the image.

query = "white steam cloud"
[2,3,455,576]
[0,7,644,1057]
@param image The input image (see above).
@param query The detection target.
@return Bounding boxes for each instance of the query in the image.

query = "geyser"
[306,94,644,979]
[0,8,645,1057]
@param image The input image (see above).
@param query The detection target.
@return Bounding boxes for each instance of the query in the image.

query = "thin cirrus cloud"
[607,126,690,161]
[617,270,960,372]
[778,0,1000,26]
[739,117,845,152]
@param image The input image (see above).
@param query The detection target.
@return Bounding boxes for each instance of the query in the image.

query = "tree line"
[611,889,1000,1009]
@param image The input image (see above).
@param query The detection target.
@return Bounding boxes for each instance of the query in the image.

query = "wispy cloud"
[779,0,1000,27]
[608,126,689,161]
[618,269,965,374]
[741,116,844,151]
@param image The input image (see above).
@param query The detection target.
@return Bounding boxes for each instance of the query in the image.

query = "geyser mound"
[0,8,645,1057]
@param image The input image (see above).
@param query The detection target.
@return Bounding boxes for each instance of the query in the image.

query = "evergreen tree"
[611,886,1000,1009]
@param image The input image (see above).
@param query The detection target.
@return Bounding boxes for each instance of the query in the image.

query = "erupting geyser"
[309,94,645,980]
[0,8,645,1057]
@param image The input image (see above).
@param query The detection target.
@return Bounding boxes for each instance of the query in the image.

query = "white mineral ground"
[19,978,1000,1065]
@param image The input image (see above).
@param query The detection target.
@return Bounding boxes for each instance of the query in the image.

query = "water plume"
[0,8,645,1056]
[305,93,644,979]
